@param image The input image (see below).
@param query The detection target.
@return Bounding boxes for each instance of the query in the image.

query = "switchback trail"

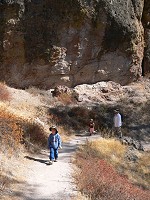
[22,134,100,200]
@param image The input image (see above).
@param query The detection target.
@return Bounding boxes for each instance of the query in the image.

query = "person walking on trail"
[113,109,122,138]
[89,119,95,136]
[48,125,62,165]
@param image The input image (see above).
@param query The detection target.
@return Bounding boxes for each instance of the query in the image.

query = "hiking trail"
[21,134,100,200]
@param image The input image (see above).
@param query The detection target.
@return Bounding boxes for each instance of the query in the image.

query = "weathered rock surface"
[51,85,72,97]
[142,0,150,76]
[70,79,150,142]
[0,0,147,88]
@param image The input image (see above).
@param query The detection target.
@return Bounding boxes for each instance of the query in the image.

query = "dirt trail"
[22,134,100,200]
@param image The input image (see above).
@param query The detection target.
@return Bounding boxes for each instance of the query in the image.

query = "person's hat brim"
[49,126,57,131]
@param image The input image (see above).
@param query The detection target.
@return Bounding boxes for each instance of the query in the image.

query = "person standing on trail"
[113,109,122,138]
[48,125,62,165]
[89,119,95,136]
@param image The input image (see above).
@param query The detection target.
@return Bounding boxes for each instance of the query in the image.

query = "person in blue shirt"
[48,125,62,165]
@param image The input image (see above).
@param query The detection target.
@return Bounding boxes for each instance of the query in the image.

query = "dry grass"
[0,111,23,197]
[87,139,150,189]
[0,104,48,196]
[0,84,74,199]
[0,108,23,151]
[25,86,57,106]
[78,138,126,166]
[0,108,23,152]
[75,138,150,200]
[125,152,150,189]
[0,91,48,198]
[57,93,74,105]
[0,82,11,101]
[90,138,126,161]
[25,86,44,95]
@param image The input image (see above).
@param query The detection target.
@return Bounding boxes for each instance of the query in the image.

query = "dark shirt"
[89,122,94,128]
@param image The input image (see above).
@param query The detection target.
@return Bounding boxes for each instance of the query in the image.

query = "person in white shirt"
[113,109,122,138]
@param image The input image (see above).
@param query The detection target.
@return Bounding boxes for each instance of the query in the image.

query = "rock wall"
[0,0,146,88]
[142,0,150,76]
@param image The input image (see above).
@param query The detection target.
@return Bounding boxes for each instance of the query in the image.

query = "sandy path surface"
[22,134,100,200]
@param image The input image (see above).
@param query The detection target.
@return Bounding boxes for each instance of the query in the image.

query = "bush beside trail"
[75,139,150,200]
[0,107,48,197]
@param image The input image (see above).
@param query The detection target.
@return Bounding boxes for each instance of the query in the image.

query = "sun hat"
[49,125,58,132]
[114,109,119,112]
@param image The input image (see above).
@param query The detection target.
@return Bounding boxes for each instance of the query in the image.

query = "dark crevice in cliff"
[0,6,5,65]
[141,0,150,76]
[142,0,146,77]
[142,57,145,76]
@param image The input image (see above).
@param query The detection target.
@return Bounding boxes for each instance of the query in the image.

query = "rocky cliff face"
[0,0,148,89]
[142,0,150,76]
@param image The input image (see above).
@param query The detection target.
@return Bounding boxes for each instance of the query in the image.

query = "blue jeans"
[49,147,58,161]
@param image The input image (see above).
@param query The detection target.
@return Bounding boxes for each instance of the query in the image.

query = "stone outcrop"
[51,85,72,97]
[142,0,150,76]
[0,0,147,88]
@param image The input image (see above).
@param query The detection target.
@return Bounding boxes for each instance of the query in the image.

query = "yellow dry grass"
[57,93,74,105]
[126,152,150,188]
[138,153,150,174]
[78,138,150,189]
[0,95,47,197]
[89,138,126,164]
[0,105,26,198]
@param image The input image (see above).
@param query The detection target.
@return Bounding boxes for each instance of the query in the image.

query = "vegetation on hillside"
[0,82,73,198]
[75,138,150,200]
[0,81,150,199]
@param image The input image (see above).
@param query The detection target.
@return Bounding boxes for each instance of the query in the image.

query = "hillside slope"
[0,80,150,199]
